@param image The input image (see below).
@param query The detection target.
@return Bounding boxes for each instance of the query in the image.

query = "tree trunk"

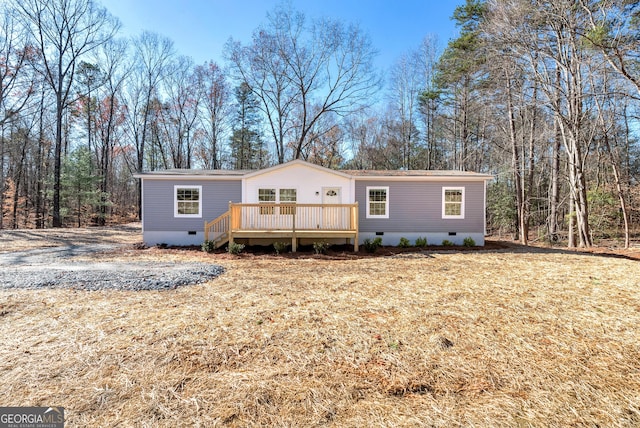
[568,179,576,248]
[607,141,630,249]
[35,88,46,229]
[505,72,525,245]
[0,127,4,230]
[549,115,561,242]
[523,83,537,245]
[52,94,64,228]
[12,130,28,229]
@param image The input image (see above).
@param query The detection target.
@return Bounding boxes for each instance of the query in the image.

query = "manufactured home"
[134,160,492,250]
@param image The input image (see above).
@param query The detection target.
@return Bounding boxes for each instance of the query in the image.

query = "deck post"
[354,202,359,252]
[291,204,297,252]
[227,201,234,248]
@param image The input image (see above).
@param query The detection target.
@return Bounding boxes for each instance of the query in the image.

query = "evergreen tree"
[61,147,103,227]
[434,0,488,171]
[230,82,264,169]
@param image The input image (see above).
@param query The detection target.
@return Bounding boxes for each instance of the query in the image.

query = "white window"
[279,188,297,215]
[366,186,389,219]
[442,187,465,219]
[258,188,276,214]
[174,185,202,218]
[257,188,297,214]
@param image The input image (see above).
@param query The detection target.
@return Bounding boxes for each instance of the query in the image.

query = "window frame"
[258,188,276,215]
[279,188,297,215]
[257,187,297,215]
[174,185,202,218]
[442,187,465,219]
[366,186,389,219]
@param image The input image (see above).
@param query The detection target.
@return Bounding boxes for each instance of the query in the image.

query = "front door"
[322,187,343,229]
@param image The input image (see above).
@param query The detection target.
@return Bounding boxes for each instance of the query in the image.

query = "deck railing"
[205,203,359,251]
[229,203,358,232]
[204,210,230,246]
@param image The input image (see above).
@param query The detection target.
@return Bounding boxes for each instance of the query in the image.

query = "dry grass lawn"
[1,227,639,426]
[0,223,142,252]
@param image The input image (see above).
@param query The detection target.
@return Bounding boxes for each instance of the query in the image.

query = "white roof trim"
[133,174,243,181]
[134,161,493,182]
[242,159,353,179]
[351,175,493,182]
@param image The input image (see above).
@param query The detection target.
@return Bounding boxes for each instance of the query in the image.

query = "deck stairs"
[204,211,230,249]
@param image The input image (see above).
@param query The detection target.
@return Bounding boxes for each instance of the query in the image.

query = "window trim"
[279,188,297,202]
[442,187,465,219]
[174,185,202,218]
[279,188,297,215]
[257,187,297,215]
[366,186,389,219]
[258,188,276,215]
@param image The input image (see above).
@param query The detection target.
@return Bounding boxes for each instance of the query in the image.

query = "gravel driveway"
[0,239,224,291]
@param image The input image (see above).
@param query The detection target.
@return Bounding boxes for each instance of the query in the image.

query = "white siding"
[244,163,353,204]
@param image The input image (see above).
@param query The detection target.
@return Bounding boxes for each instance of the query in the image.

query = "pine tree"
[61,147,102,227]
[434,0,488,171]
[230,82,264,169]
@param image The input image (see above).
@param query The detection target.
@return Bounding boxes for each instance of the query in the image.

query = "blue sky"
[100,0,463,72]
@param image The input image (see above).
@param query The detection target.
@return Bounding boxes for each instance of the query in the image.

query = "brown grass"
[0,223,141,252]
[1,228,639,426]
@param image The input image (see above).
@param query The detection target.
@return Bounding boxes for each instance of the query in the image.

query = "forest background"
[1,0,639,248]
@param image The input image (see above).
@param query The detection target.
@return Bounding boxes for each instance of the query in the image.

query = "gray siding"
[355,180,485,234]
[143,179,242,231]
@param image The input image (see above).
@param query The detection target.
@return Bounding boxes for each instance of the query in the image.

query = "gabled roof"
[243,159,353,179]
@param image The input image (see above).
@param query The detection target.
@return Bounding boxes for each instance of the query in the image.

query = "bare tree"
[297,111,345,168]
[343,109,382,170]
[387,52,422,169]
[0,6,35,229]
[161,56,200,168]
[485,0,597,247]
[121,31,174,217]
[227,4,380,163]
[15,0,119,227]
[579,0,640,96]
[416,35,441,169]
[0,7,34,128]
[91,38,129,225]
[589,67,633,248]
[540,1,595,248]
[226,26,295,164]
[483,3,546,245]
[194,61,230,169]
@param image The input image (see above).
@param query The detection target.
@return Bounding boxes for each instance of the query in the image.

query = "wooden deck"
[205,203,359,252]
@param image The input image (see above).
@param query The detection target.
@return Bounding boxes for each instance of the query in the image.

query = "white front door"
[322,187,341,204]
[322,187,343,229]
